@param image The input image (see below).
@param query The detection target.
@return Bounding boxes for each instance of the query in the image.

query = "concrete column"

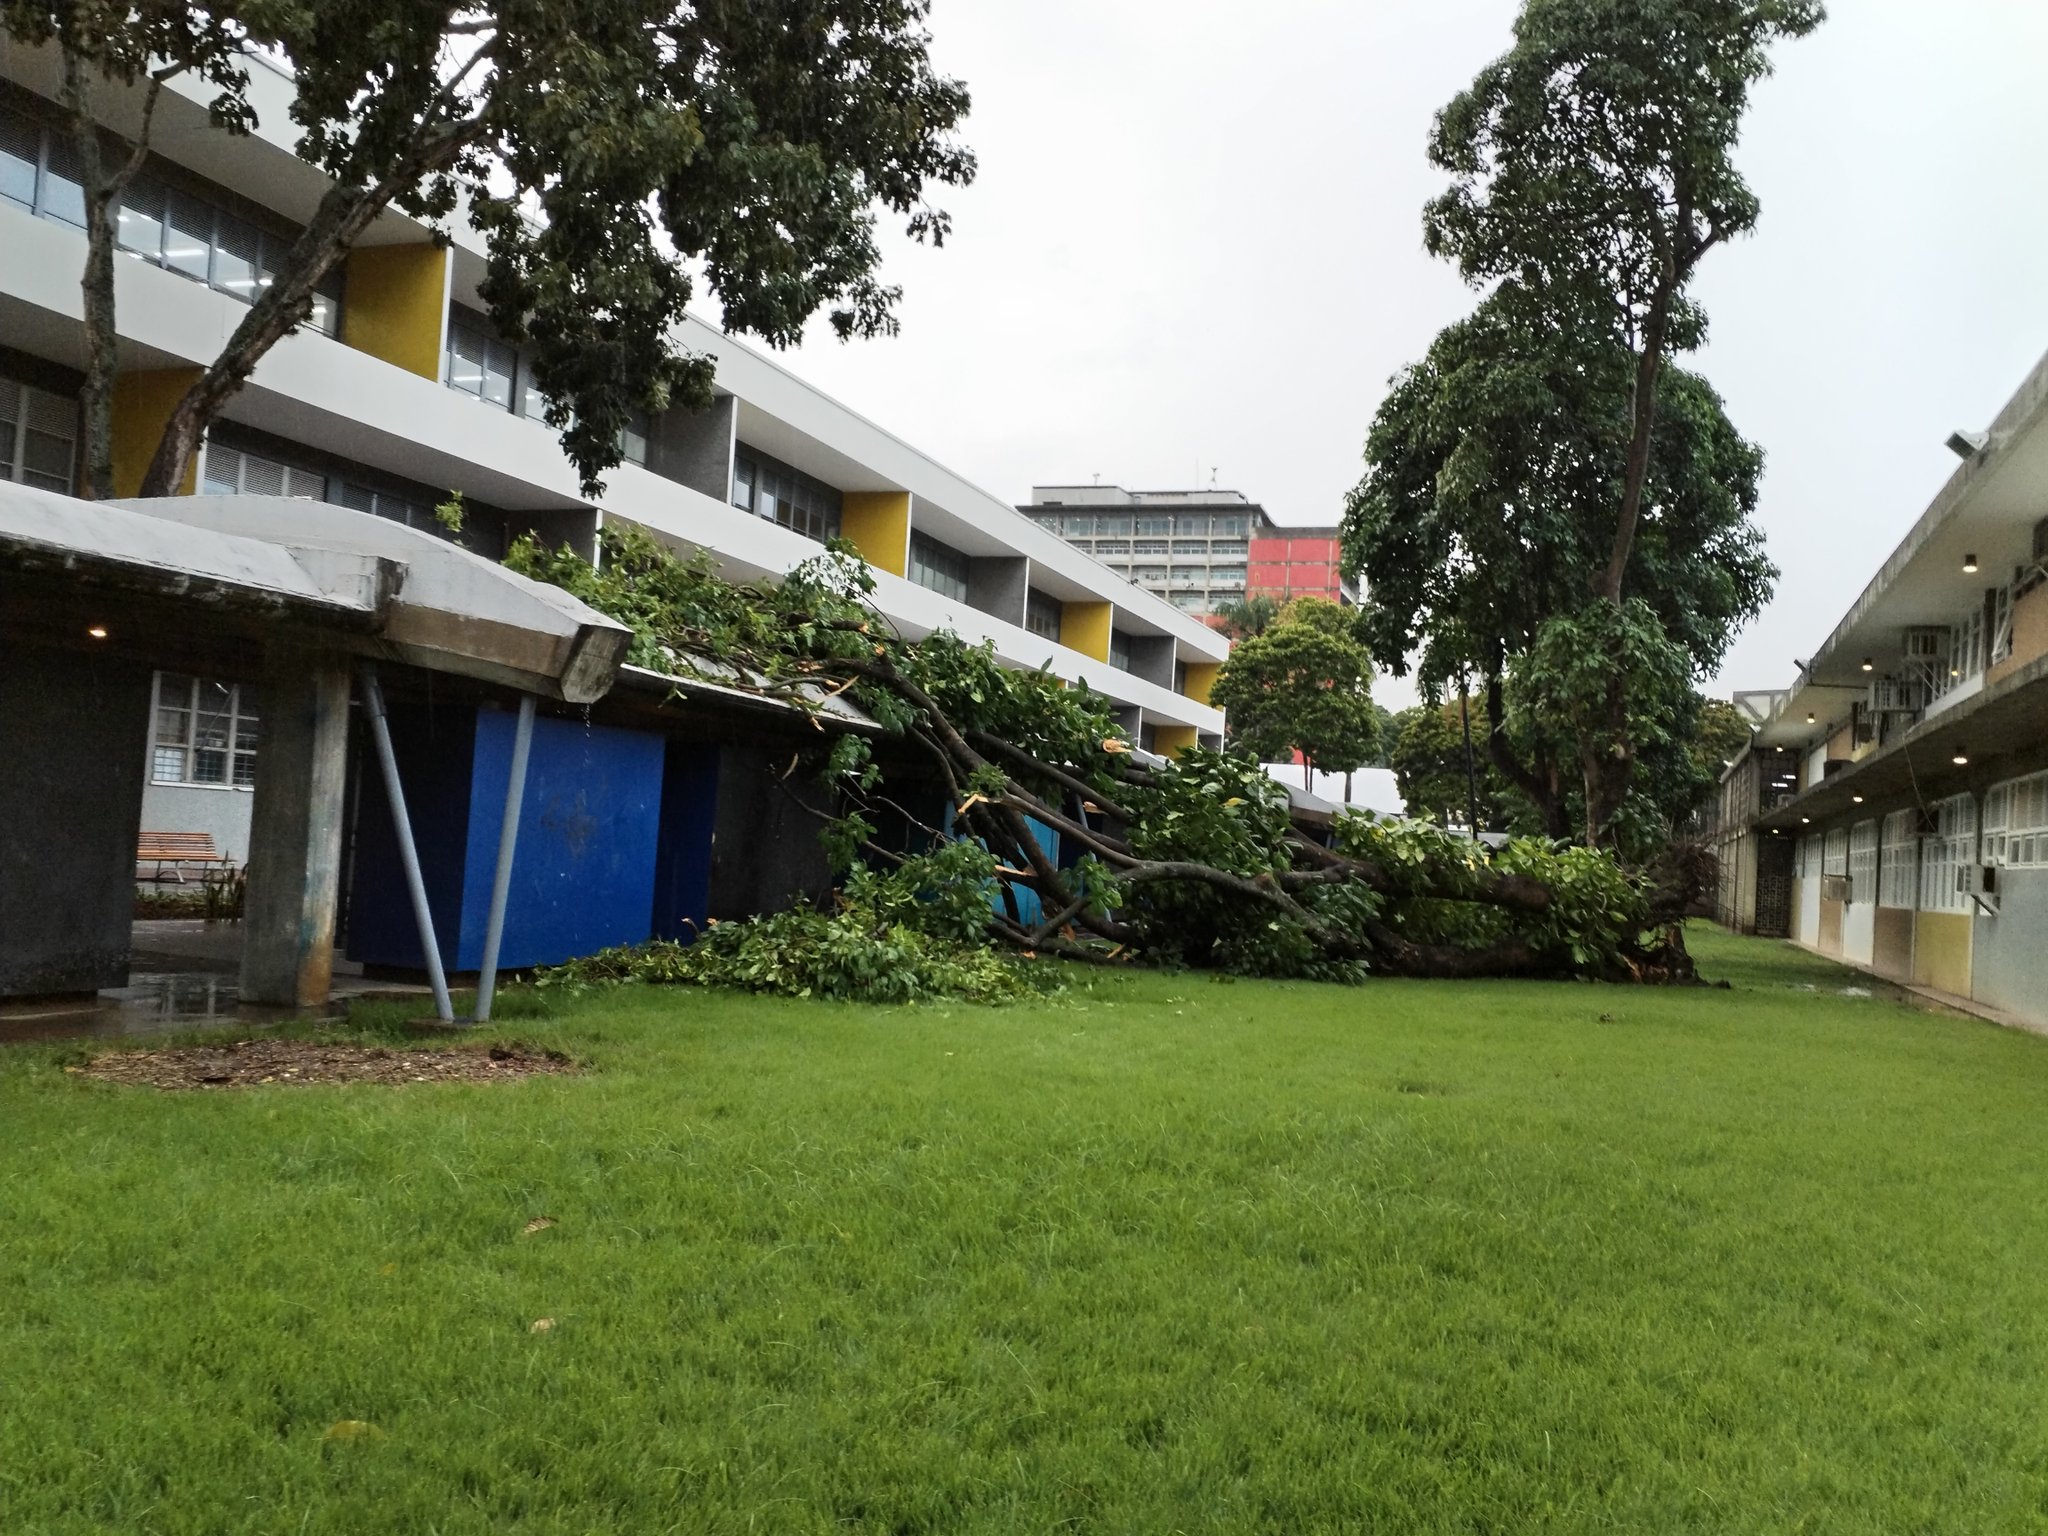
[239,653,352,1008]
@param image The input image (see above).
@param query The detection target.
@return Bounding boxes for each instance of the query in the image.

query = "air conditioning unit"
[1958,864,2000,915]
[1820,873,1850,903]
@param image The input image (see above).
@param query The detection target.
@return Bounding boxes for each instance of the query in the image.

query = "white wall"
[1843,898,1876,966]
[1796,877,1822,946]
[137,782,255,868]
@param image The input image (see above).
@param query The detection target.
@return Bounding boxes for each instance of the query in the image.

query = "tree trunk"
[60,52,118,500]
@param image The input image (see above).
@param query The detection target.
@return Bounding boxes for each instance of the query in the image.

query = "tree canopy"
[1388,699,1515,833]
[1210,598,1381,781]
[4,0,974,499]
[1347,0,1815,846]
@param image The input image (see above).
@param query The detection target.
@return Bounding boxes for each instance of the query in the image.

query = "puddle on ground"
[0,972,288,1045]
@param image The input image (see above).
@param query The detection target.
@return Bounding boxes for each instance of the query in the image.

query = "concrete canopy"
[113,495,632,703]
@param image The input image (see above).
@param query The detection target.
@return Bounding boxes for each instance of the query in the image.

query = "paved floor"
[0,920,431,1044]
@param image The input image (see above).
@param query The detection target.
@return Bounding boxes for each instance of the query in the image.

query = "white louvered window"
[203,443,325,499]
[1985,772,2048,870]
[1880,811,1919,908]
[1919,794,1978,914]
[1848,820,1878,905]
[1797,834,1821,879]
[0,377,78,494]
[1823,827,1849,878]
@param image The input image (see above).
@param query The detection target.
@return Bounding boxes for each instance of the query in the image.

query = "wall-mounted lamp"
[1963,553,1980,574]
[1946,430,1987,458]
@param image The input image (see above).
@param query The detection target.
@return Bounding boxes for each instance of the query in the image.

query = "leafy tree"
[1,2,255,498]
[1348,298,1773,842]
[1210,598,1380,785]
[1388,699,1514,832]
[1211,593,1281,640]
[1364,0,1818,846]
[4,0,973,499]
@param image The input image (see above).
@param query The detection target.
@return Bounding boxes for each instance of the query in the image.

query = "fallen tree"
[508,527,1707,984]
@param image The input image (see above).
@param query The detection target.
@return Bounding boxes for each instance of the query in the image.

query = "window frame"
[149,672,261,791]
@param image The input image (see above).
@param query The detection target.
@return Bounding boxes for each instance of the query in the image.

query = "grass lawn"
[9,926,2048,1533]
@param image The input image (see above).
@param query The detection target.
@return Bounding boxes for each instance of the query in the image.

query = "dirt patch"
[75,1038,576,1091]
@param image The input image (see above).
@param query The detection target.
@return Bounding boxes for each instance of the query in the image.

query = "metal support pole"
[358,663,454,1022]
[1459,672,1482,843]
[473,693,536,1023]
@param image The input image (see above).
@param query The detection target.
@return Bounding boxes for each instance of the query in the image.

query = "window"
[445,312,517,409]
[1025,589,1063,642]
[1985,772,2048,869]
[1133,565,1168,584]
[151,673,260,788]
[0,377,78,493]
[1848,820,1878,905]
[1209,540,1248,557]
[1210,565,1247,588]
[1823,827,1849,878]
[1880,811,1919,908]
[1919,793,1977,913]
[1797,834,1821,879]
[1095,540,1130,556]
[908,530,971,603]
[1172,539,1210,555]
[1093,515,1132,536]
[1135,516,1172,537]
[112,171,342,334]
[1991,584,2015,667]
[618,411,649,467]
[203,443,325,499]
[1109,629,1134,672]
[1133,540,1169,556]
[731,448,840,544]
[332,479,434,533]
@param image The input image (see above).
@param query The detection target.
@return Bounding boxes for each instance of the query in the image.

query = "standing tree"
[1,0,974,499]
[1381,0,1819,846]
[1210,597,1380,788]
[1388,699,1514,832]
[1,2,255,498]
[1347,297,1774,842]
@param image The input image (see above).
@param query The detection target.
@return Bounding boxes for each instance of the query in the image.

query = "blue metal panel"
[344,699,476,970]
[454,710,666,969]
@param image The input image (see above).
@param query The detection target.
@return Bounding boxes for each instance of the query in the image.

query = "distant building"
[1023,485,1355,617]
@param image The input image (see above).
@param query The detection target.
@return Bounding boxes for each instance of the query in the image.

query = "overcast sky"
[772,1,2048,709]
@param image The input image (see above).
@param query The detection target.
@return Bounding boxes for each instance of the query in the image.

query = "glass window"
[117,175,167,259]
[0,105,36,210]
[150,673,260,789]
[1135,516,1172,537]
[1919,794,1978,913]
[210,212,262,299]
[0,377,78,494]
[1848,820,1878,905]
[38,130,84,227]
[1986,772,2048,870]
[1880,811,1919,908]
[445,315,518,410]
[203,442,324,499]
[731,454,755,511]
[618,410,649,467]
[1108,629,1134,672]
[908,530,971,603]
[1025,588,1062,642]
[164,191,214,280]
[730,444,841,543]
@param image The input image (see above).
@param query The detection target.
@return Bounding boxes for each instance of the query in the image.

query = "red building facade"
[1247,526,1350,606]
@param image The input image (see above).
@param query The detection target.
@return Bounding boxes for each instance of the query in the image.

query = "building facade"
[1022,485,1354,617]
[1712,345,2048,1028]
[0,49,1229,874]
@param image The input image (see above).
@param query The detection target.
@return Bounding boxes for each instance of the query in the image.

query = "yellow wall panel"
[1062,600,1111,662]
[1152,724,1198,759]
[111,369,202,497]
[841,491,910,577]
[341,243,450,380]
[1912,911,1973,997]
[1183,660,1221,705]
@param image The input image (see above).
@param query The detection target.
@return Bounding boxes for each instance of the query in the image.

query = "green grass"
[8,927,2048,1533]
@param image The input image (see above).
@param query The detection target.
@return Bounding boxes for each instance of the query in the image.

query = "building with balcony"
[1711,346,2048,1028]
[0,47,1230,1003]
[1021,485,1355,618]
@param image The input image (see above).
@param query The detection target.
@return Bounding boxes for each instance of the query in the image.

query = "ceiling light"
[1952,748,1970,767]
[1946,430,1987,458]
[86,625,108,639]
[1861,657,1874,672]
[1963,553,1980,574]
[1852,795,1864,804]
[1801,816,1811,824]
[1806,712,1816,724]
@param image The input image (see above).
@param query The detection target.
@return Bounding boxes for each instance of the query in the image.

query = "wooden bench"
[136,831,233,884]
